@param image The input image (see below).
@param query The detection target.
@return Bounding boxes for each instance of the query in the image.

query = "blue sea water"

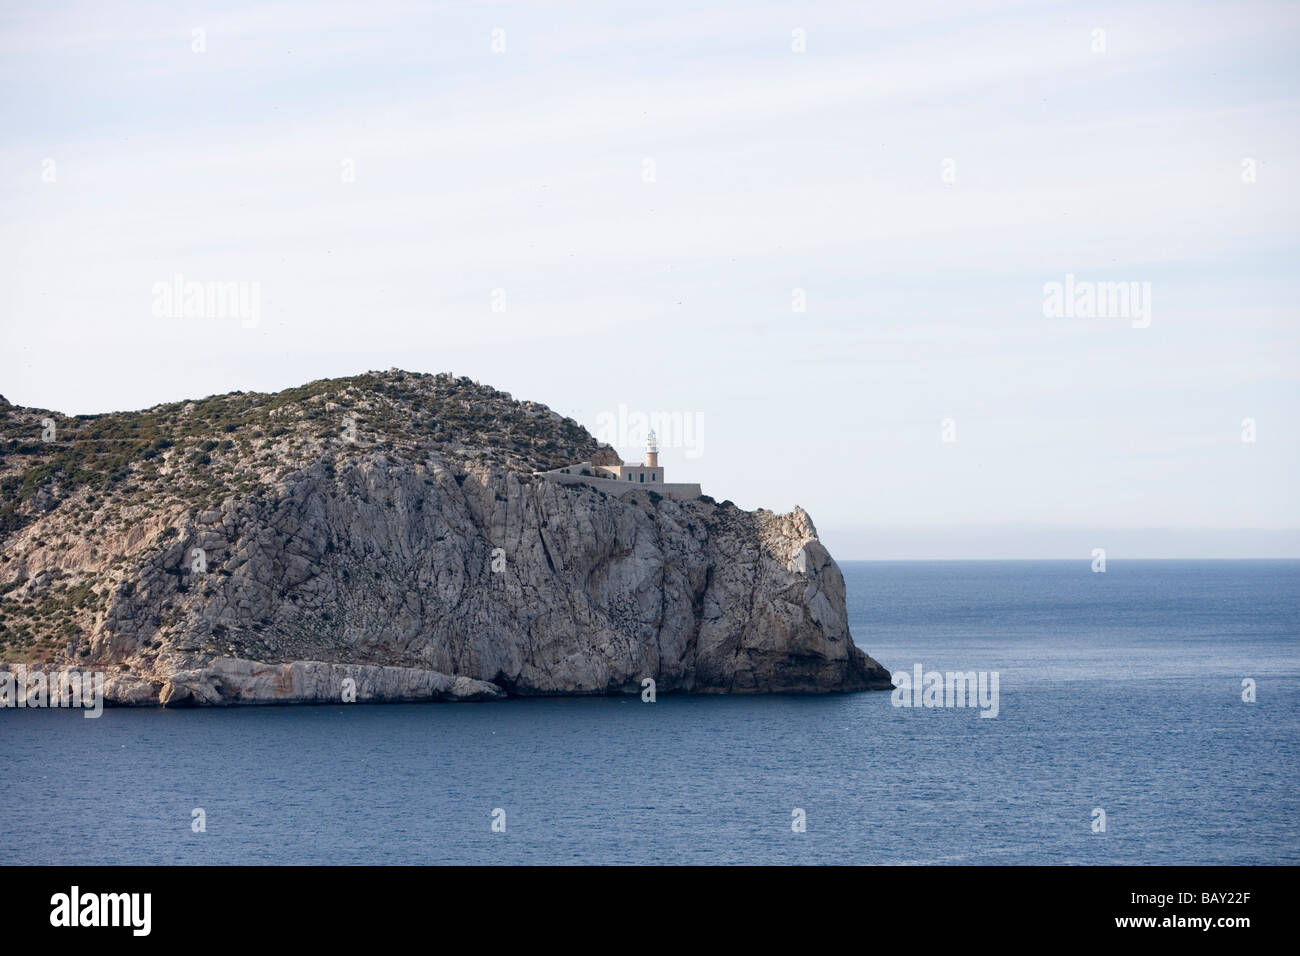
[2,560,1297,865]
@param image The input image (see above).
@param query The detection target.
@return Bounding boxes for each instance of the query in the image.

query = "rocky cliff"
[0,371,890,705]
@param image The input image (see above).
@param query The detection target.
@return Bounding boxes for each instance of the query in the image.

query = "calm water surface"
[3,560,1297,864]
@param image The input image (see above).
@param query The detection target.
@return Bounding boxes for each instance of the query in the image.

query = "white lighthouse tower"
[644,430,659,468]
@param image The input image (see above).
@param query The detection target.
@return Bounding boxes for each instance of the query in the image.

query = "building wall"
[541,472,702,500]
[594,464,664,484]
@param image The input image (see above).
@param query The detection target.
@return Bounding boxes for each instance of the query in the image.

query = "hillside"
[0,370,890,704]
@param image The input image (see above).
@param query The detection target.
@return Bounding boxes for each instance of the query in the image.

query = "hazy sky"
[1,0,1297,558]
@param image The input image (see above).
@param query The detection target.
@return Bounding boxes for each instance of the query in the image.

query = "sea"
[3,560,1297,865]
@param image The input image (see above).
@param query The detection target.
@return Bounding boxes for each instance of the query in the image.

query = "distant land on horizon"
[5,378,1293,564]
[822,528,1300,562]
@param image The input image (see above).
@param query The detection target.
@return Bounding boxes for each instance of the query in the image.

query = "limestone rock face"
[0,371,890,705]
[153,659,503,706]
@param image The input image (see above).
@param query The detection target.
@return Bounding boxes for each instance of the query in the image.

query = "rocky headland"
[0,371,890,706]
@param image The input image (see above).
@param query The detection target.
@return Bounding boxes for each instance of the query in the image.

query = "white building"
[592,431,664,484]
[538,431,702,499]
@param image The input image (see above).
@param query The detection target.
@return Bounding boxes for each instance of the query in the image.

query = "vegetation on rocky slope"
[0,370,607,662]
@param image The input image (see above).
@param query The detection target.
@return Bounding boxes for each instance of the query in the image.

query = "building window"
[639,473,644,482]
[652,473,656,481]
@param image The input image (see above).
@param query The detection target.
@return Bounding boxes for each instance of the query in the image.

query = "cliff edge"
[0,370,891,705]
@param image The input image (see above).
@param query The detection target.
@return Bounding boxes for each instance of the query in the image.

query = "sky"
[1,0,1297,558]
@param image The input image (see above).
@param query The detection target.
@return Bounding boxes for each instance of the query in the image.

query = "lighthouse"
[537,422,700,497]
